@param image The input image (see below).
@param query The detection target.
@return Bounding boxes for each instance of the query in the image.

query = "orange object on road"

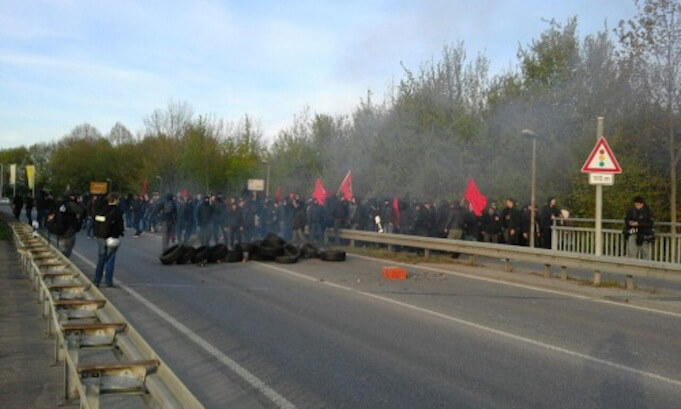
[382,266,407,280]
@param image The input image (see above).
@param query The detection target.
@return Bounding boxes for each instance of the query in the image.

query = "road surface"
[53,229,681,408]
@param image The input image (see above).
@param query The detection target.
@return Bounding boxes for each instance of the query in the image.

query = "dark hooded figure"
[624,196,654,259]
[538,197,561,249]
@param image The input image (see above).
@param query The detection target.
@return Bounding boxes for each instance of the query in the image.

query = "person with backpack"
[47,190,85,257]
[93,193,124,287]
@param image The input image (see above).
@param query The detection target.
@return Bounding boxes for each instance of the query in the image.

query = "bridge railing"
[336,228,681,285]
[551,218,681,263]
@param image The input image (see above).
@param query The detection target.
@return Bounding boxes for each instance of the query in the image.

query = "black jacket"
[624,205,654,244]
[94,203,124,239]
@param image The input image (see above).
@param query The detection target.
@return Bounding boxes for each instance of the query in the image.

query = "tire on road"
[207,244,228,263]
[225,250,243,263]
[191,246,209,264]
[319,249,346,262]
[160,244,183,265]
[176,246,196,264]
[299,243,320,259]
[259,245,284,259]
[275,254,299,264]
[282,243,301,258]
[263,233,286,247]
[236,242,258,254]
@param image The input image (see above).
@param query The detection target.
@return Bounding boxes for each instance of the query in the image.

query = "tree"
[108,122,134,146]
[618,0,681,229]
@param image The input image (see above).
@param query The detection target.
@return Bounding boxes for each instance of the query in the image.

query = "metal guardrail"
[336,229,681,284]
[2,215,204,409]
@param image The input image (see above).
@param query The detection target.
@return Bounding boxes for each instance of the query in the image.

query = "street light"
[521,129,539,248]
[155,175,163,195]
[105,178,112,194]
[262,160,271,197]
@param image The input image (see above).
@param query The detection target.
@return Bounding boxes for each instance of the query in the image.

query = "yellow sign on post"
[89,181,109,195]
[26,165,35,189]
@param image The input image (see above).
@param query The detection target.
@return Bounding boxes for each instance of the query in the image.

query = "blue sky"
[0,0,637,148]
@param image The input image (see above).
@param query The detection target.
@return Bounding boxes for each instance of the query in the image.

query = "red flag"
[464,178,487,216]
[275,186,282,203]
[313,178,328,205]
[393,197,400,223]
[141,180,148,197]
[338,171,353,200]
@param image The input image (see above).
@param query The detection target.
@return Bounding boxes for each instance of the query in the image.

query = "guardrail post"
[85,383,101,409]
[593,271,601,286]
[350,239,355,248]
[544,264,551,278]
[626,274,634,290]
[505,259,512,272]
[424,249,430,259]
[560,266,567,280]
[469,255,477,265]
[64,337,79,400]
[388,244,393,252]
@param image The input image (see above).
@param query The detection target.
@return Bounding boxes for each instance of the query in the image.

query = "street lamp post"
[522,129,538,248]
[106,178,112,194]
[155,175,163,195]
[0,163,3,199]
[262,161,271,197]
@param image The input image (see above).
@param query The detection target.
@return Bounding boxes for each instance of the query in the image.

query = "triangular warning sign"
[581,137,622,174]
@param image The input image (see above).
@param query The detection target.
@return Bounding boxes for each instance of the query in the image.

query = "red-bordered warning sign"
[581,137,622,174]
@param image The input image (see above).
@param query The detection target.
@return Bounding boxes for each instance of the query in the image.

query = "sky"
[0,0,637,148]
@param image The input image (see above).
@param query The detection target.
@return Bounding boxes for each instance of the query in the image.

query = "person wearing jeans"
[93,193,124,287]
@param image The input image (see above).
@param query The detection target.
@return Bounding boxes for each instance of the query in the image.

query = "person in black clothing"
[521,203,538,246]
[53,190,85,257]
[197,196,213,246]
[153,194,177,251]
[24,193,34,225]
[501,198,521,245]
[538,197,561,249]
[12,194,23,219]
[225,201,242,250]
[444,201,464,240]
[462,201,479,241]
[624,196,655,259]
[481,204,502,243]
[93,193,124,287]
[292,200,307,243]
[412,203,430,236]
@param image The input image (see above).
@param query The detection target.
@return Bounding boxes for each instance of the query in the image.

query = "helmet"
[106,237,121,248]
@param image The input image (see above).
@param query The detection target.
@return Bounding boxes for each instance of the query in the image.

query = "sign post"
[581,118,622,257]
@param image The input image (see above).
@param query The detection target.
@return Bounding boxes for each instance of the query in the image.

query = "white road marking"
[255,261,681,388]
[72,250,296,409]
[350,253,681,319]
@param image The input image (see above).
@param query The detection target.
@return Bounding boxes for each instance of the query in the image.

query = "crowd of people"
[10,189,655,265]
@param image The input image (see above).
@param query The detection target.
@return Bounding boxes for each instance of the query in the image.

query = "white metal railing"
[552,220,681,264]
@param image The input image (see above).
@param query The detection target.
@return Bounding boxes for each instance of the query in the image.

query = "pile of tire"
[159,233,346,265]
[159,243,243,265]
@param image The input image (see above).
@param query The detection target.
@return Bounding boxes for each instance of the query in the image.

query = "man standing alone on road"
[624,196,654,259]
[93,193,124,287]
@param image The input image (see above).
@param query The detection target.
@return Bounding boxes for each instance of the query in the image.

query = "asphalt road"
[55,229,681,409]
